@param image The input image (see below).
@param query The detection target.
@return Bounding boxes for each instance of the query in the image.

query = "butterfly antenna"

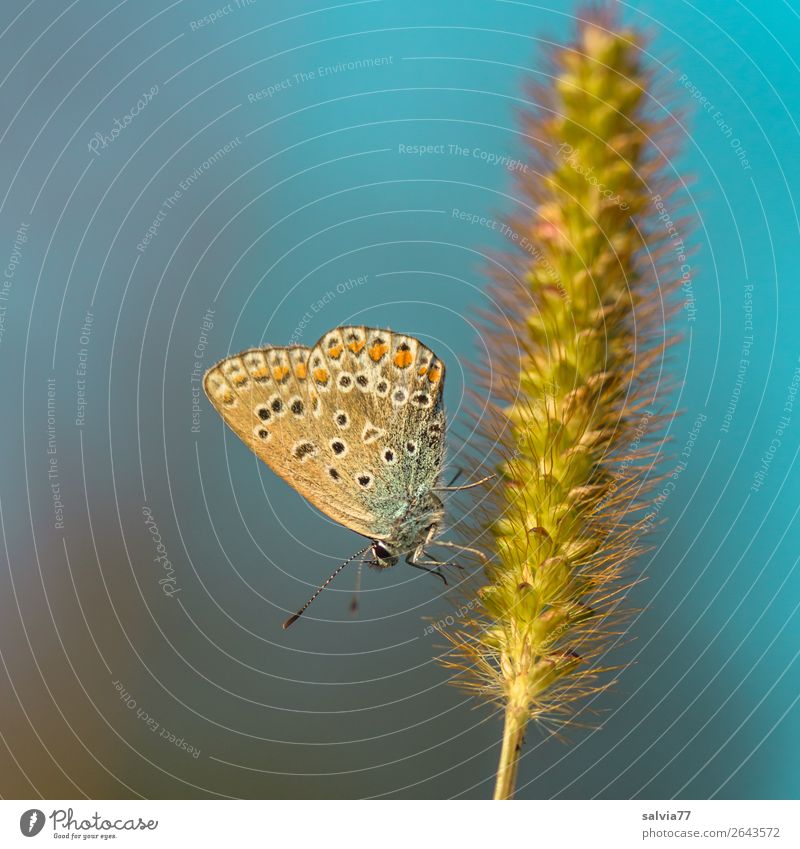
[282,544,372,629]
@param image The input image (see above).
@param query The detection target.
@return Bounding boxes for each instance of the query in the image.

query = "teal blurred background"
[1,0,799,799]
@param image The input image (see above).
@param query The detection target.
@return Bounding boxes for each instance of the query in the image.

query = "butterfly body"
[369,491,445,568]
[204,326,448,569]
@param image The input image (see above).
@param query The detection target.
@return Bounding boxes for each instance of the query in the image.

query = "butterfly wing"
[204,327,447,542]
[303,327,447,536]
[203,344,378,537]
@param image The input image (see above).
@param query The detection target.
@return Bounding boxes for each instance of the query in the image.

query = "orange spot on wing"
[428,365,442,384]
[394,349,413,368]
[294,363,308,379]
[417,365,428,376]
[369,342,388,362]
[251,367,269,380]
[221,392,235,405]
[327,344,343,359]
[272,365,290,382]
[313,368,329,385]
[232,374,248,386]
[347,339,365,354]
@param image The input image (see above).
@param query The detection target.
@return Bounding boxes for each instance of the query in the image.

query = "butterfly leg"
[405,553,448,585]
[434,474,495,493]
[418,551,465,571]
[349,561,364,616]
[431,539,488,562]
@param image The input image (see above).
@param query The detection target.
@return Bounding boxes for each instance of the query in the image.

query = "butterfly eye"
[372,542,392,559]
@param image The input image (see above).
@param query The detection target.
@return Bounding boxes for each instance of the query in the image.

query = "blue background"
[1,0,798,799]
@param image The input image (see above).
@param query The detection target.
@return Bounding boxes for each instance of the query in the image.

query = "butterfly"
[204,326,488,627]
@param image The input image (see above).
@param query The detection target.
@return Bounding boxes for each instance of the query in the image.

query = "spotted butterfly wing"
[204,327,446,542]
[303,327,447,535]
[203,344,374,535]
